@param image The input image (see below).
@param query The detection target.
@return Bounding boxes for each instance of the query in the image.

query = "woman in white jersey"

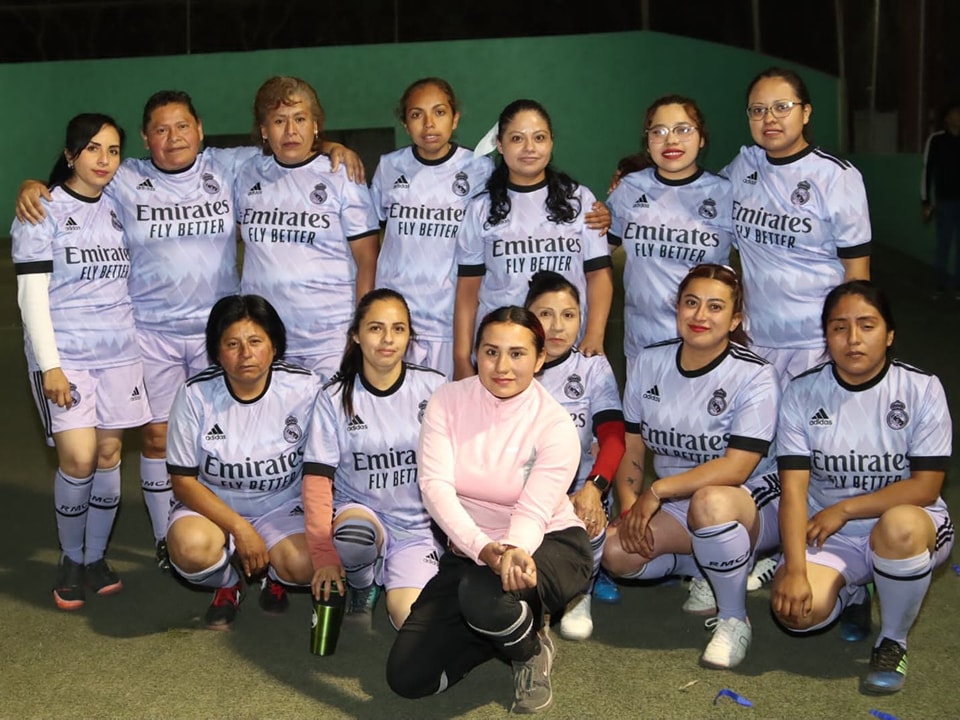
[723,67,871,385]
[773,280,953,695]
[15,90,362,572]
[235,76,380,380]
[453,98,614,380]
[166,295,318,630]
[12,114,151,610]
[303,288,445,630]
[602,264,781,670]
[523,270,624,641]
[607,95,735,375]
[370,78,494,377]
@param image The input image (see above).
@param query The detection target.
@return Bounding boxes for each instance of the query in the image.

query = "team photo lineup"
[9,65,955,714]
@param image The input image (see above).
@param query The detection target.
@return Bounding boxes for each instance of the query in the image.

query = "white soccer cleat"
[700,616,752,669]
[559,594,593,641]
[682,577,717,616]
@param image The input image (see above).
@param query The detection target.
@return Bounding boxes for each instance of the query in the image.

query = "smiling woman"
[388,305,591,713]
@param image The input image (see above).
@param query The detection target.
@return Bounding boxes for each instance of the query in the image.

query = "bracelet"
[648,485,661,503]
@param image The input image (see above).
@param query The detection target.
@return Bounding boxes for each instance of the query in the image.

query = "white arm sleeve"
[16,272,61,372]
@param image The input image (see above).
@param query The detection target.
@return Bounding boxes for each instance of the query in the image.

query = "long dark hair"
[676,264,750,347]
[48,113,125,188]
[486,99,580,227]
[333,288,415,418]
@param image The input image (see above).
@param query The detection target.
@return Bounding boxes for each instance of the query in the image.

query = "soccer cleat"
[258,576,289,615]
[682,577,717,616]
[862,637,908,694]
[559,594,593,641]
[85,558,123,595]
[592,570,621,604]
[511,628,555,713]
[345,583,381,630]
[204,583,242,630]
[53,555,86,610]
[155,539,171,572]
[838,589,872,642]
[700,616,752,670]
[746,554,779,592]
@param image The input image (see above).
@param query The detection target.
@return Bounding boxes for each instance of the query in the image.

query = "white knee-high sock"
[54,469,93,563]
[692,522,751,620]
[871,550,933,648]
[589,529,606,579]
[140,455,173,542]
[173,549,239,589]
[619,552,682,580]
[84,463,122,563]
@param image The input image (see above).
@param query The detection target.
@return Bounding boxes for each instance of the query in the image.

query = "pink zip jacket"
[419,376,584,563]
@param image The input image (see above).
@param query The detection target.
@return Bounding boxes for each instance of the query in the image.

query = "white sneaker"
[700,616,752,669]
[559,594,593,641]
[746,555,779,591]
[682,577,717,616]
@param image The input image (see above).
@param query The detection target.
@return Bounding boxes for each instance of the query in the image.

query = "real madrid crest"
[791,180,811,206]
[564,374,584,400]
[452,171,470,197]
[418,399,428,424]
[202,172,221,194]
[310,183,328,205]
[885,400,909,430]
[707,388,727,416]
[283,415,303,442]
[68,383,81,408]
[110,210,123,231]
[698,198,718,219]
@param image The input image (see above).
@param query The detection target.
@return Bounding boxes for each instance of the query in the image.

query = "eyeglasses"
[646,123,698,143]
[746,100,803,120]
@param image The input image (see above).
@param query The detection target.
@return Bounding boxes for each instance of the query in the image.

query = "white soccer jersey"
[722,145,871,348]
[166,361,320,518]
[235,152,380,359]
[304,364,445,535]
[777,360,951,537]
[458,181,611,324]
[371,144,494,341]
[109,147,253,334]
[608,168,735,356]
[11,186,139,370]
[624,339,780,483]
[538,349,623,486]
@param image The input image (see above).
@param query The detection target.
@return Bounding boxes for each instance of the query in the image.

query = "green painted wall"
[851,154,936,266]
[1,31,837,233]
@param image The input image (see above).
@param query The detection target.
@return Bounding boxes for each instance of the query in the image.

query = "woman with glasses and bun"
[722,67,871,387]
[607,95,735,377]
[602,264,781,671]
